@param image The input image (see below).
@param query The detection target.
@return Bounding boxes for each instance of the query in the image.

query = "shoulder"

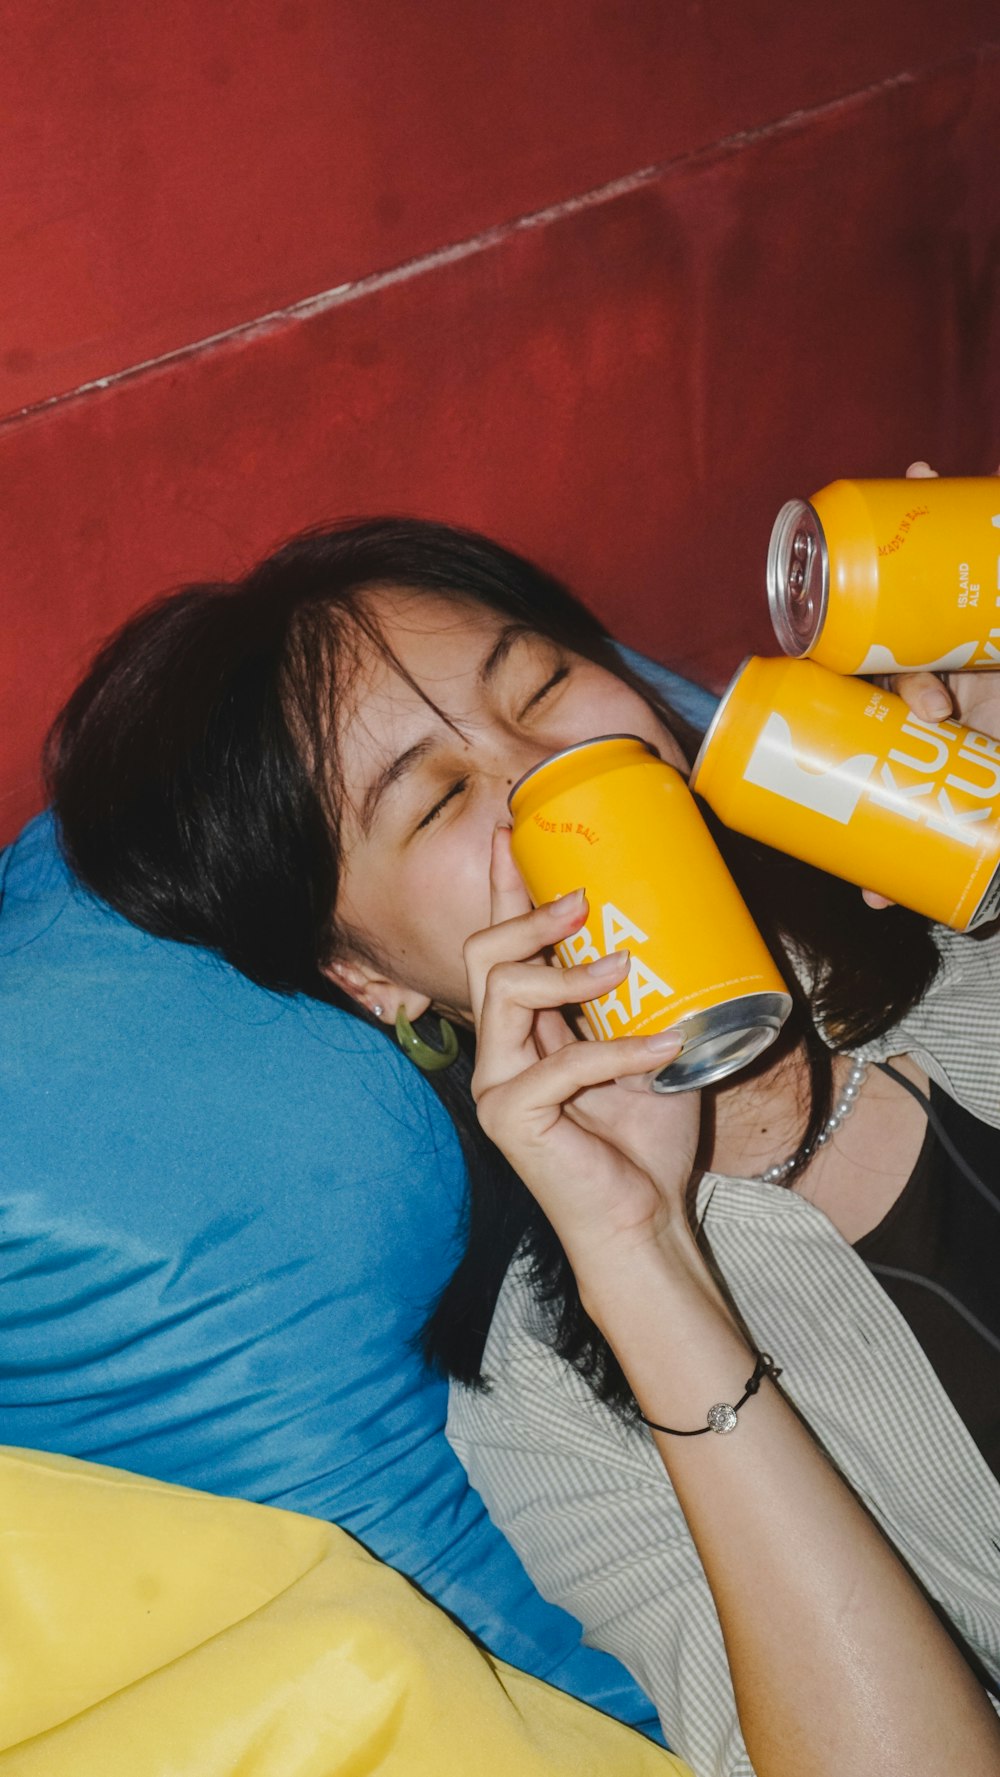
[864,920,1000,1125]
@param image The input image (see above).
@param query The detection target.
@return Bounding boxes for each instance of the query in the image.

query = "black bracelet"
[639,1352,782,1437]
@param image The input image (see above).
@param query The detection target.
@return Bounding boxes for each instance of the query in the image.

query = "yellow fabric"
[0,1446,690,1776]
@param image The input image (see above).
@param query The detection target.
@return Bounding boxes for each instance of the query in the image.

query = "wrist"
[576,1215,726,1332]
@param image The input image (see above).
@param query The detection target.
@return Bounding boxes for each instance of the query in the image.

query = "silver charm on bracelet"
[640,1353,783,1437]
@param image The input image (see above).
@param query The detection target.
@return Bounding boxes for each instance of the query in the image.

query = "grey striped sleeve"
[859,920,1000,1124]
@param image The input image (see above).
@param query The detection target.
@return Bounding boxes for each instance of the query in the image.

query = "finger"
[905,461,938,479]
[534,1006,579,1057]
[475,951,631,1089]
[889,670,953,721]
[465,886,589,1023]
[475,1027,685,1136]
[861,888,895,910]
[489,824,533,927]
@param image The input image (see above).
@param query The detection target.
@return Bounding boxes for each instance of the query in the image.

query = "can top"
[507,733,659,813]
[767,498,828,657]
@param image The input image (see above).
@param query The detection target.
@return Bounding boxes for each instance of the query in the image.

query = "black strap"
[640,1352,782,1437]
[876,1062,998,1216]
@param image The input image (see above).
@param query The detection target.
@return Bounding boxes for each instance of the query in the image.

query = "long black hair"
[46,517,941,1416]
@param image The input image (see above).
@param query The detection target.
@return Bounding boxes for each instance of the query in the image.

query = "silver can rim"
[506,732,661,811]
[767,498,828,657]
[966,858,1000,930]
[648,990,792,1092]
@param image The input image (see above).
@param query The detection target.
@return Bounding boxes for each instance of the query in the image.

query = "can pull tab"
[787,530,812,596]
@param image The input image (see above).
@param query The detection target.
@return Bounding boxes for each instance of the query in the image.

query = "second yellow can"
[508,735,791,1092]
[691,656,1000,930]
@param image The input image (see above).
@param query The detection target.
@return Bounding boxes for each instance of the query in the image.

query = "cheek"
[406,819,494,946]
[365,815,496,996]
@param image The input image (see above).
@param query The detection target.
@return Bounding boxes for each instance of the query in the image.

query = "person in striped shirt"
[49,502,1000,1777]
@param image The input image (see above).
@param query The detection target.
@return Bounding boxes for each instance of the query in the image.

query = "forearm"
[582,1229,1000,1777]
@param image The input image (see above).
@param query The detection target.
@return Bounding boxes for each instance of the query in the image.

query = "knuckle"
[474,1082,509,1140]
[483,958,517,1001]
[462,929,488,970]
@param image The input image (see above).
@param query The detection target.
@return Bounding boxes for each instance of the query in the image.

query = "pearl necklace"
[755,1059,869,1185]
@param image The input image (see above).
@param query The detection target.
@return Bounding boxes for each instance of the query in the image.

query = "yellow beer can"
[768,476,1000,674]
[691,656,1000,931]
[507,735,791,1092]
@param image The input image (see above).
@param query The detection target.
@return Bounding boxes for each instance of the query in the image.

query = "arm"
[463,830,1000,1777]
[448,1266,755,1777]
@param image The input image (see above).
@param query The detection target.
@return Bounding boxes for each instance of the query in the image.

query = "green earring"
[394,1006,460,1072]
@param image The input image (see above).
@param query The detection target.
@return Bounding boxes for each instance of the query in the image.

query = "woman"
[47,504,1000,1776]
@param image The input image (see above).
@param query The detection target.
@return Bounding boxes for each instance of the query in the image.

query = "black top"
[854,1066,1000,1484]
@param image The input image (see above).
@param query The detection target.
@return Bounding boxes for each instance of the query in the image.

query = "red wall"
[2,5,999,841]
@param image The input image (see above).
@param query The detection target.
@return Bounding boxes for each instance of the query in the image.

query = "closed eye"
[416,776,470,830]
[520,664,569,716]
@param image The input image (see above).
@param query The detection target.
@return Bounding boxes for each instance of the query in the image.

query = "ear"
[322,956,431,1026]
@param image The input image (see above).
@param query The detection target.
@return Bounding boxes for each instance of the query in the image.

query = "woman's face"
[331,588,685,1022]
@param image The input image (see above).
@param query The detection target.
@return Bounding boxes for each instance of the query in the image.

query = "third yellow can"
[767,476,1000,674]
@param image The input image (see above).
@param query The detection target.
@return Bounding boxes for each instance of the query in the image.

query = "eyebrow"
[478,622,533,687]
[355,623,537,835]
[357,737,436,836]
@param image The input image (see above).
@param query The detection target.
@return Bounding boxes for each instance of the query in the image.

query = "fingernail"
[643,1028,683,1054]
[588,948,629,979]
[549,888,586,913]
[920,691,951,720]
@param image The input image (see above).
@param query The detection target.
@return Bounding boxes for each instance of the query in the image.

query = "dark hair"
[46,516,941,1417]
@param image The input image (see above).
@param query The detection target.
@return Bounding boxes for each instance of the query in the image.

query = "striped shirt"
[447,922,1000,1776]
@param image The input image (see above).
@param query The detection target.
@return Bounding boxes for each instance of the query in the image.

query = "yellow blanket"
[0,1445,690,1775]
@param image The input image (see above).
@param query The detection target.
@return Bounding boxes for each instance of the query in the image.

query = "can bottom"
[967,859,1000,931]
[648,992,792,1094]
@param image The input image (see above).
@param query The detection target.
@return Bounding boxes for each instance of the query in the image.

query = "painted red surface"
[2,1,999,414]
[4,49,998,843]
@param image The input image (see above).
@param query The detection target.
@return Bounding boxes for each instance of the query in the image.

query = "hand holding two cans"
[692,471,1000,931]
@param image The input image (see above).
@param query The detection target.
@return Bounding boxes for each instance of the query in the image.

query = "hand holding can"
[508,736,791,1092]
